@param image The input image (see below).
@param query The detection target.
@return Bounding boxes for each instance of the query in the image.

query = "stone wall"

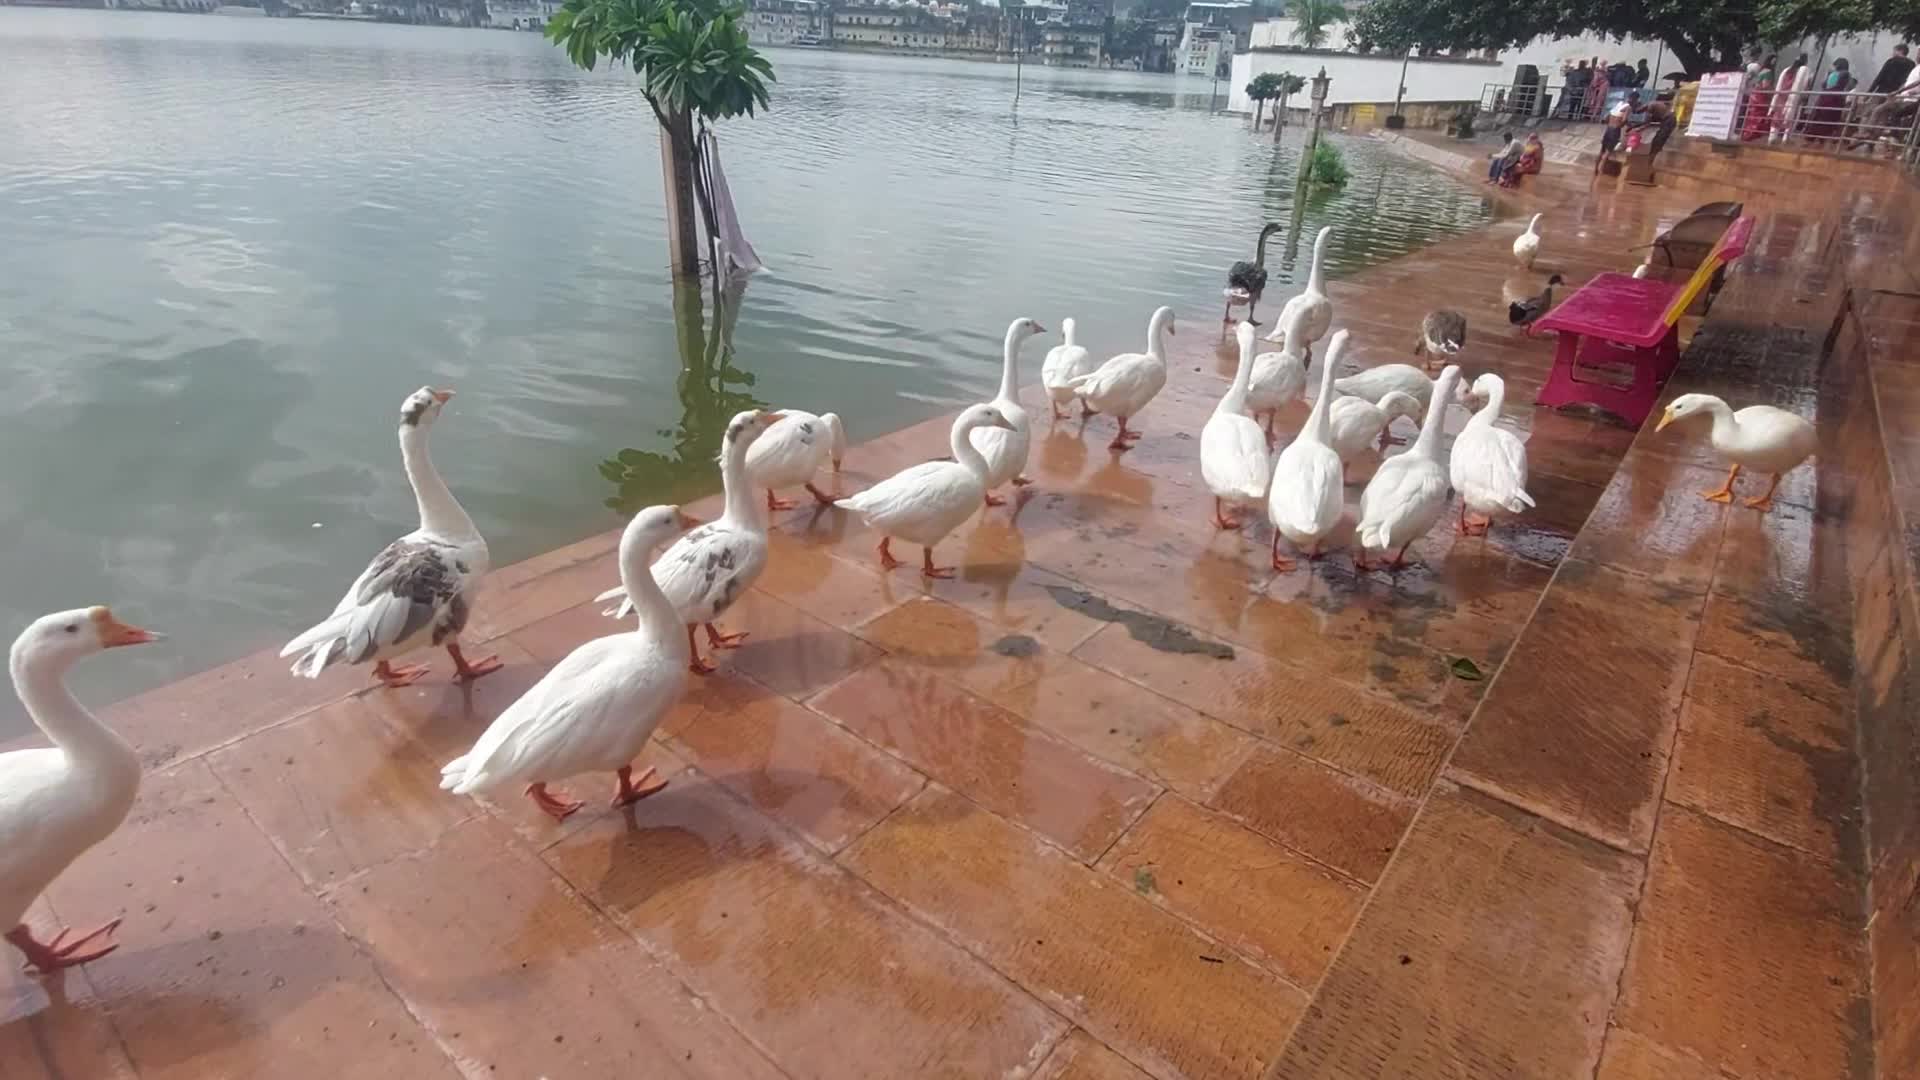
[1829,178,1920,1078]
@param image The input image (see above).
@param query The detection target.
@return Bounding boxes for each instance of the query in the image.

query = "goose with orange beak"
[281,386,501,687]
[1655,393,1815,512]
[2,606,162,974]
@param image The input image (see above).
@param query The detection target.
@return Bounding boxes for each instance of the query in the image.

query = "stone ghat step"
[3,177,1884,1080]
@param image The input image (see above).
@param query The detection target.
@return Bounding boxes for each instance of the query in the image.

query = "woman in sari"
[1740,55,1777,140]
[1584,58,1608,119]
[1805,59,1857,145]
[1769,54,1808,142]
[1500,133,1545,188]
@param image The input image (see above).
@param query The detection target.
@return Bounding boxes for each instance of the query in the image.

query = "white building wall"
[1227,22,1917,115]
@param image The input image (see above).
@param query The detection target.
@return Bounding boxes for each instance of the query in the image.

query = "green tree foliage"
[1288,0,1347,50]
[1309,141,1349,186]
[1350,0,1916,76]
[547,0,773,274]
[548,0,772,124]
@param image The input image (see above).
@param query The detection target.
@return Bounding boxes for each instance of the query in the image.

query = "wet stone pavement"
[1,167,1895,1079]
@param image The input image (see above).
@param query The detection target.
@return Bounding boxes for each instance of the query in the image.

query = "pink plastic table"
[1534,216,1752,426]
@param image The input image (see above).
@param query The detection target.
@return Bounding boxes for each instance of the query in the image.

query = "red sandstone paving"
[2,164,1886,1080]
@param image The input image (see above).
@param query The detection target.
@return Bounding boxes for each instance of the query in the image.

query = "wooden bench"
[1533,215,1754,427]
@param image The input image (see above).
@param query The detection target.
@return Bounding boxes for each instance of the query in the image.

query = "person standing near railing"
[1585,58,1608,120]
[1805,59,1856,146]
[1868,44,1913,96]
[1559,60,1587,119]
[1769,53,1809,143]
[1857,62,1920,151]
[1741,55,1777,140]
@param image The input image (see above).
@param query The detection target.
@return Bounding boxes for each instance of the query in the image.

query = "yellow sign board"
[1351,103,1377,126]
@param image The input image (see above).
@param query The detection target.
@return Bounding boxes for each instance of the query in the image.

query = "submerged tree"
[548,0,774,277]
[1247,72,1282,129]
[1272,71,1307,142]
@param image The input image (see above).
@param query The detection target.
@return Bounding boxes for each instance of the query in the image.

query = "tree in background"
[1247,72,1283,129]
[548,0,774,278]
[1272,71,1306,142]
[1350,0,1907,76]
[1288,0,1347,50]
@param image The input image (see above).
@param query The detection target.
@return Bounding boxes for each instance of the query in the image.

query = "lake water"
[0,9,1495,728]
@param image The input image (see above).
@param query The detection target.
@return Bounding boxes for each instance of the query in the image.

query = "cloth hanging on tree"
[699,128,764,274]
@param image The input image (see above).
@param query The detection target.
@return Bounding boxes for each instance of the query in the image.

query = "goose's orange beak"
[673,507,702,530]
[93,609,161,648]
[1654,408,1674,432]
[431,388,455,403]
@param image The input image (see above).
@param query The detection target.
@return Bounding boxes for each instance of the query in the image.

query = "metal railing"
[1472,81,1920,169]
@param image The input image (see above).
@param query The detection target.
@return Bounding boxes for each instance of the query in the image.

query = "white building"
[1178,2,1252,76]
[1229,18,1913,123]
[486,0,557,30]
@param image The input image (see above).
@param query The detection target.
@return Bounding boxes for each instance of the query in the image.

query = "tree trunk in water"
[1273,92,1287,143]
[1252,99,1263,130]
[658,107,702,279]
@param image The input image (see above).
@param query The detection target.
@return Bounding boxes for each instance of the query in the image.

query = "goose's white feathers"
[281,533,484,676]
[441,507,691,797]
[745,410,844,492]
[1333,364,1434,411]
[1265,226,1334,345]
[1327,391,1421,463]
[1356,366,1464,557]
[1656,395,1817,474]
[1201,323,1271,506]
[1452,375,1534,518]
[1513,214,1542,269]
[1268,330,1349,550]
[1070,306,1175,420]
[836,404,1015,549]
[971,318,1045,492]
[597,410,783,622]
[1041,318,1095,408]
[2,607,156,941]
[281,386,487,678]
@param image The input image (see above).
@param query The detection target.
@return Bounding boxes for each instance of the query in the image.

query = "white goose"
[1333,363,1436,417]
[1041,317,1095,420]
[1656,394,1817,512]
[1069,306,1175,450]
[971,317,1045,506]
[441,505,694,822]
[1200,322,1271,529]
[1450,373,1535,535]
[1328,391,1423,464]
[1356,365,1465,570]
[836,403,1015,577]
[2,607,160,974]
[1247,303,1308,441]
[1268,329,1350,569]
[746,410,845,512]
[281,386,497,688]
[1265,225,1333,353]
[1513,214,1543,269]
[596,409,784,674]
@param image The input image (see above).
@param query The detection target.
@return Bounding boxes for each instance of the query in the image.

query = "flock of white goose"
[2,221,1820,978]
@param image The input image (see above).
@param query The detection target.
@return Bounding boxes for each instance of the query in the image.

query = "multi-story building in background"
[745,0,828,45]
[1177,0,1251,76]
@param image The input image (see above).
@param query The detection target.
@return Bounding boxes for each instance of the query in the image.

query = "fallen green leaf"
[1134,868,1157,894]
[1448,657,1485,682]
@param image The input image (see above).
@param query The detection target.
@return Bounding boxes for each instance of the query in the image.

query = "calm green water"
[0,9,1495,728]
